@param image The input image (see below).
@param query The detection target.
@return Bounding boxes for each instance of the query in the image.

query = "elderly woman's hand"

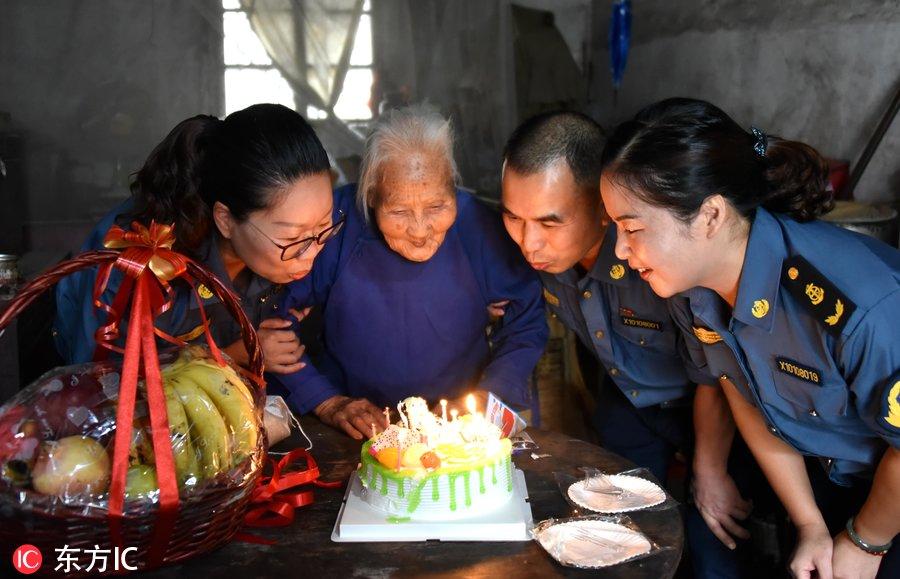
[315,395,389,440]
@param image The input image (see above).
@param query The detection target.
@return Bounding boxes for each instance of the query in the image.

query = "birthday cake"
[359,397,514,521]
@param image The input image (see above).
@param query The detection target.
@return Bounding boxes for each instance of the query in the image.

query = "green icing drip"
[506,456,513,492]
[478,466,486,494]
[380,472,388,495]
[367,465,376,489]
[447,473,459,511]
[387,516,411,524]
[463,471,472,506]
[397,478,405,498]
[432,477,439,502]
[491,463,497,485]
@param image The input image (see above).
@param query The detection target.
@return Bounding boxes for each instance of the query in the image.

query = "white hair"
[357,105,459,220]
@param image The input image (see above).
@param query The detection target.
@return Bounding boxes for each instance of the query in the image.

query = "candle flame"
[465,393,477,415]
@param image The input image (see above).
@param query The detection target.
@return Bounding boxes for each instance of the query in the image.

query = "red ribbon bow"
[236,449,343,544]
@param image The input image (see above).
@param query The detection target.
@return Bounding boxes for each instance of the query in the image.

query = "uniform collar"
[189,234,274,309]
[731,208,787,331]
[552,226,632,288]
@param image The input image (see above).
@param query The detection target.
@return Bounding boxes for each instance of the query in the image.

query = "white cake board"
[331,467,533,542]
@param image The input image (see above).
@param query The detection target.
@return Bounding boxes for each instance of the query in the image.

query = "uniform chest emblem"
[751,299,769,318]
[610,264,626,280]
[693,326,722,344]
[197,284,214,300]
[542,288,560,307]
[805,283,825,305]
[775,357,821,385]
[883,381,900,430]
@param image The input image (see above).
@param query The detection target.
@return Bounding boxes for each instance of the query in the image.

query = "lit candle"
[440,399,448,422]
[397,402,409,430]
[371,423,376,439]
[384,407,390,426]
[450,408,459,422]
[465,393,477,416]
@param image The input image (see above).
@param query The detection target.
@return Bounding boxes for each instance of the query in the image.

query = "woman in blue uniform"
[55,104,339,377]
[268,106,548,440]
[599,97,899,578]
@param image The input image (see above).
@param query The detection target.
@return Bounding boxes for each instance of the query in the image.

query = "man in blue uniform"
[499,111,755,578]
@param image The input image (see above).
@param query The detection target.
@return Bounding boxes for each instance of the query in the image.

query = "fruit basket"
[0,222,265,575]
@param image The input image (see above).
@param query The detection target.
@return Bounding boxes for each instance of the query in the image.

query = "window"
[222,0,373,126]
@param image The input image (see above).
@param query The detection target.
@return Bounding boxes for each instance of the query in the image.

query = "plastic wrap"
[532,514,672,569]
[0,345,263,516]
[554,466,678,515]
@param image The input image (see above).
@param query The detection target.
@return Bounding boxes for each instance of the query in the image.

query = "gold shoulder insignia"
[542,288,560,307]
[176,322,209,342]
[781,255,856,336]
[884,381,900,430]
[693,326,722,344]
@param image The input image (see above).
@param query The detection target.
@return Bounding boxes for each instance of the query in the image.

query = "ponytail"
[130,115,219,254]
[761,137,833,221]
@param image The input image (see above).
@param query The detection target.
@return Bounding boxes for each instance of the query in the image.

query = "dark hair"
[131,103,330,253]
[600,98,832,223]
[503,111,606,195]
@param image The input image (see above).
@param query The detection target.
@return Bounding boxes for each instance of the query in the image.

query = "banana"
[163,386,201,487]
[168,375,231,479]
[175,362,259,461]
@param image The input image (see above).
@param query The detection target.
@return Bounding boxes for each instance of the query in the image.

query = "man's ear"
[696,194,729,239]
[212,201,235,239]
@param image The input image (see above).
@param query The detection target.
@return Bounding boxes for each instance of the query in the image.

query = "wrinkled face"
[501,160,604,274]
[600,173,707,298]
[225,171,334,284]
[374,153,457,262]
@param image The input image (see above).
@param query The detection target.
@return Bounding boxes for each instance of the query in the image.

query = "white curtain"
[240,0,365,157]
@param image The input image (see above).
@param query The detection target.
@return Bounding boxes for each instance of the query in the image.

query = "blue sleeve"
[265,356,347,415]
[458,194,549,409]
[841,289,900,448]
[53,204,129,364]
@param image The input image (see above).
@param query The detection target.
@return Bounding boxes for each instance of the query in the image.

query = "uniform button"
[768,426,779,435]
[582,290,592,299]
[594,330,604,339]
[550,312,558,319]
[630,390,638,398]
[609,368,619,376]
[808,409,818,417]
[639,338,646,346]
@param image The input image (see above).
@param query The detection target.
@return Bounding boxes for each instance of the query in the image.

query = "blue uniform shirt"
[269,185,548,413]
[669,208,900,485]
[540,226,706,408]
[54,198,284,363]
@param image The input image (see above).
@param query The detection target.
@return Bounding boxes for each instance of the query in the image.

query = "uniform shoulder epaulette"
[781,255,856,336]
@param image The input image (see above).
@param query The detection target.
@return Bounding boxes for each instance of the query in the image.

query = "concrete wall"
[588,0,900,203]
[0,0,224,254]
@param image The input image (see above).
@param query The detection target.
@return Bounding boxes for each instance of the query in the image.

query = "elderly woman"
[268,106,548,439]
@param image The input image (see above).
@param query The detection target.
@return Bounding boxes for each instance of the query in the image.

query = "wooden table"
[143,418,683,578]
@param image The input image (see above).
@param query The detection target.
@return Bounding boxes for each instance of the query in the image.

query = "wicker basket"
[0,249,266,576]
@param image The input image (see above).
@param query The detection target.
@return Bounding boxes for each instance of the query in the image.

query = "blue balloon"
[609,0,631,90]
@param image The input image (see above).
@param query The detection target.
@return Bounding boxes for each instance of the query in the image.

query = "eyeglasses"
[247,210,345,261]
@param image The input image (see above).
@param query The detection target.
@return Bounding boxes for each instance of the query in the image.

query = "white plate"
[567,474,666,513]
[535,519,653,568]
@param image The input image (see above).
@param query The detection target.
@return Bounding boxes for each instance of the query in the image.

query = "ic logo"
[12,544,43,574]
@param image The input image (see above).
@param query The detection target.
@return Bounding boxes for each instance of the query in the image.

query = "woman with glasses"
[54,104,336,377]
[267,106,548,440]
